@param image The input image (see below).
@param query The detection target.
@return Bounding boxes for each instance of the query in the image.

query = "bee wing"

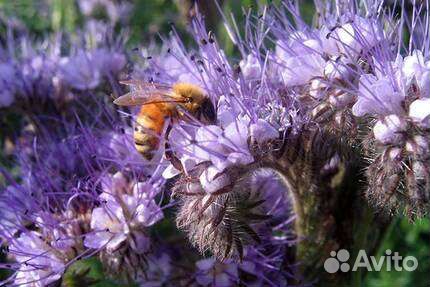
[114,91,185,106]
[115,81,183,106]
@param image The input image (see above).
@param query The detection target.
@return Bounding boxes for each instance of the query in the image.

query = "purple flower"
[84,172,163,253]
[250,119,279,144]
[0,62,18,107]
[0,187,26,240]
[59,50,102,90]
[58,47,125,91]
[106,129,147,166]
[329,16,382,56]
[138,253,172,287]
[92,48,127,76]
[352,73,404,117]
[79,0,132,23]
[163,96,278,193]
[239,54,262,80]
[10,231,67,286]
[275,35,326,86]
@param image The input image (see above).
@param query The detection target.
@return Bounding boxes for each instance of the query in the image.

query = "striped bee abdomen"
[134,104,167,160]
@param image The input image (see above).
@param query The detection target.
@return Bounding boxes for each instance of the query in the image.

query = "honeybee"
[114,81,217,161]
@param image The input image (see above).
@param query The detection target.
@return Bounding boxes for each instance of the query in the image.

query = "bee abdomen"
[134,128,159,160]
[134,104,166,161]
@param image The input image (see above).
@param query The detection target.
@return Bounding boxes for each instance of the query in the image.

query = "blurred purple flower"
[138,253,172,287]
[92,48,127,76]
[195,258,239,287]
[79,0,132,23]
[11,231,67,286]
[0,62,19,107]
[59,50,101,90]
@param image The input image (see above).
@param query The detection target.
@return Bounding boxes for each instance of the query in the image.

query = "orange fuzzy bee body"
[114,81,216,161]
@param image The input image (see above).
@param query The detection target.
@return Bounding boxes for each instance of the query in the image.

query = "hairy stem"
[258,127,391,285]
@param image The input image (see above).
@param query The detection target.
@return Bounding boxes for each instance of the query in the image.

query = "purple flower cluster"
[0,110,165,285]
[84,172,163,254]
[0,24,126,112]
[163,96,278,193]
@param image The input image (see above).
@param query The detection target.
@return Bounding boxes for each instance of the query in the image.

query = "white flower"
[409,98,430,127]
[373,114,407,144]
[402,50,430,97]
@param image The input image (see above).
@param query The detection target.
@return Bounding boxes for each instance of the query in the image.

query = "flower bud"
[409,98,430,127]
[373,114,407,144]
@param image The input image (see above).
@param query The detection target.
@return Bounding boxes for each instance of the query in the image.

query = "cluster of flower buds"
[356,51,430,217]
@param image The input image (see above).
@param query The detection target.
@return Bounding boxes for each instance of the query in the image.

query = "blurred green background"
[0,0,428,286]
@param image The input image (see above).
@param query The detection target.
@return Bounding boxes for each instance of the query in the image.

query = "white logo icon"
[324,249,350,273]
[324,249,418,273]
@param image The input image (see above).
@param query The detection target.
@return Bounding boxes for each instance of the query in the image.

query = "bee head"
[173,82,217,124]
[196,97,217,124]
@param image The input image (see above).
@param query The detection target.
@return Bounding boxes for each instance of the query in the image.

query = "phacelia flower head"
[339,5,430,218]
[84,172,163,253]
[84,171,164,280]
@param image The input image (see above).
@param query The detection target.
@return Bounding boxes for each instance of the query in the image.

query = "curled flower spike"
[343,8,430,218]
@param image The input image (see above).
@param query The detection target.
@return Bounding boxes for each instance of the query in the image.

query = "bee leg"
[164,125,185,174]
